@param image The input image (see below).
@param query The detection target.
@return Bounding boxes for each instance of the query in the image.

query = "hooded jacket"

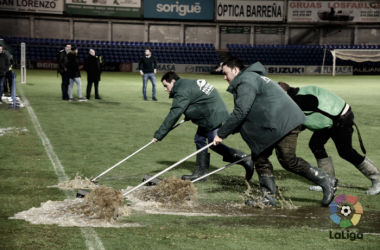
[217,62,306,158]
[154,78,230,141]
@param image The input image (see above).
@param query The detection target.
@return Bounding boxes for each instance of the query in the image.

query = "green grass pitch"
[0,70,379,249]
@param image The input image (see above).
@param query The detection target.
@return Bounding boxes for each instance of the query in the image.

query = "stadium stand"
[226,43,380,67]
[1,36,220,65]
[3,36,380,66]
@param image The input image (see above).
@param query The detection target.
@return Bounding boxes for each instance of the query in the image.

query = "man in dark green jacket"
[152,72,254,181]
[213,57,338,207]
[279,82,380,195]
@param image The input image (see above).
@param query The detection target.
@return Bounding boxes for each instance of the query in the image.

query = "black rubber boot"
[181,152,210,181]
[356,157,380,195]
[245,173,276,207]
[223,148,254,181]
[310,156,335,192]
[302,165,338,206]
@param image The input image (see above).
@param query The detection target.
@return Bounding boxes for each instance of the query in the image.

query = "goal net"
[330,49,380,76]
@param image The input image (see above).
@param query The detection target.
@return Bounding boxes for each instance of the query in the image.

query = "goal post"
[21,42,26,84]
[331,49,380,76]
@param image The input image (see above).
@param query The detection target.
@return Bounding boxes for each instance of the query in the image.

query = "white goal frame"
[21,42,26,83]
[330,49,380,76]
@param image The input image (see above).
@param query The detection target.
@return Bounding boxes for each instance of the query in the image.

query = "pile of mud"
[10,186,138,228]
[132,175,197,204]
[57,173,99,190]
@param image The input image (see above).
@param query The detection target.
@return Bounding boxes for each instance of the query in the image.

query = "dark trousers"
[60,71,69,99]
[86,81,99,98]
[309,111,364,166]
[255,125,311,175]
[194,126,231,155]
[3,71,12,94]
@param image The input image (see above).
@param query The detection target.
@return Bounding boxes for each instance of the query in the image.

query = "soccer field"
[0,70,379,249]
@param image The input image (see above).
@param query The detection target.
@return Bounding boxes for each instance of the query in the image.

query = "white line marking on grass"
[18,87,106,250]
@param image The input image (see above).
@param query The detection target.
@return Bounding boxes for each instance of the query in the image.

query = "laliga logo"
[329,194,364,241]
[330,194,363,228]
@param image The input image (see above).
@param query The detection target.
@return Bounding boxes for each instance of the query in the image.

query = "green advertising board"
[254,27,285,35]
[66,0,141,18]
[220,26,251,34]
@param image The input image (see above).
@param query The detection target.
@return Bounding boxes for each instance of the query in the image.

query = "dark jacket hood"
[227,62,267,93]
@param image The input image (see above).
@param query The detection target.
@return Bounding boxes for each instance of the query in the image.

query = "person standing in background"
[67,47,87,102]
[138,48,158,101]
[3,55,13,96]
[58,43,71,100]
[84,49,102,100]
[0,45,10,104]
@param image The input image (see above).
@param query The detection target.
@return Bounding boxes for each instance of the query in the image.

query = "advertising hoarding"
[216,1,284,21]
[0,0,64,14]
[288,1,380,23]
[144,0,214,20]
[66,0,141,18]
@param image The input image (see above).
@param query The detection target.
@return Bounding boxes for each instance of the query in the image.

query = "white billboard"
[0,0,64,14]
[216,0,284,21]
[288,1,380,23]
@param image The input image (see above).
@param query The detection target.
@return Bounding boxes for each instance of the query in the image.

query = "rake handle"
[123,142,213,196]
[91,119,186,182]
[191,155,251,183]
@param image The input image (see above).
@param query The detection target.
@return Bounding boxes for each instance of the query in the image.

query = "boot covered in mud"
[310,156,335,192]
[302,165,338,207]
[356,157,380,195]
[223,148,254,181]
[245,173,276,207]
[181,152,210,181]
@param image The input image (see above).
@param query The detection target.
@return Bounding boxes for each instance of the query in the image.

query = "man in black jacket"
[84,49,102,100]
[4,58,13,96]
[0,45,10,104]
[138,48,157,101]
[58,43,71,100]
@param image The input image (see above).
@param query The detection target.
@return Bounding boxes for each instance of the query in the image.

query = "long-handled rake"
[191,155,252,183]
[90,119,187,183]
[123,142,213,196]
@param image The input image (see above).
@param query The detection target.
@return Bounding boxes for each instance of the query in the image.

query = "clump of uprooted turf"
[57,172,99,190]
[10,186,135,227]
[133,175,198,204]
[80,185,127,221]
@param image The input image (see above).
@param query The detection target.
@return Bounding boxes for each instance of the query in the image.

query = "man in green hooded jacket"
[213,57,338,207]
[278,82,380,195]
[152,72,254,182]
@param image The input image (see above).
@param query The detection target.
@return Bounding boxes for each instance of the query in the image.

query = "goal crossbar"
[330,49,380,76]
